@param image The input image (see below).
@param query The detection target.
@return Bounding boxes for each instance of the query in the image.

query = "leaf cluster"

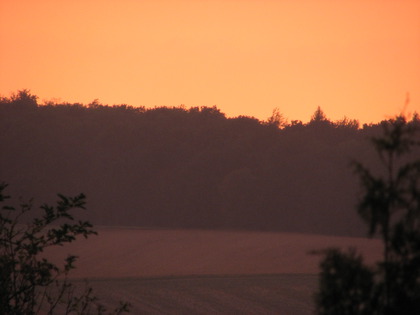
[0,183,129,315]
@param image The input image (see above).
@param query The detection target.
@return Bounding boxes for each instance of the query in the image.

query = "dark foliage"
[316,248,375,315]
[1,90,419,236]
[316,116,420,314]
[0,183,130,314]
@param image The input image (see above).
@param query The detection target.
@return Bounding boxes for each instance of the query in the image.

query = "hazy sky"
[1,0,419,123]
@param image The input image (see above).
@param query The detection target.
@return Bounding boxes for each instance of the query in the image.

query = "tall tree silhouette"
[316,116,420,314]
[310,106,328,123]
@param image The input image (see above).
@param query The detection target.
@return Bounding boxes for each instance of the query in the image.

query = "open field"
[46,228,382,314]
[49,228,382,278]
[81,274,318,314]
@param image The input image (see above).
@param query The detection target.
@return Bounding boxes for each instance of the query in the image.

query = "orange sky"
[1,0,419,123]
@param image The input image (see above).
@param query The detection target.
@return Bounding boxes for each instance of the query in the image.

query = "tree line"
[1,90,419,236]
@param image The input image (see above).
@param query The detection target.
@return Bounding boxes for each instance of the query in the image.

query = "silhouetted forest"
[1,90,419,235]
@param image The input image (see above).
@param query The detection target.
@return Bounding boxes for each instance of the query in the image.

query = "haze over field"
[3,95,411,312]
[3,98,419,314]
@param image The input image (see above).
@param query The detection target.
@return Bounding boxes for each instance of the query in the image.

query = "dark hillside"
[2,92,415,235]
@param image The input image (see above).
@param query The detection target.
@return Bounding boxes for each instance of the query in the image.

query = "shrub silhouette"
[316,248,375,315]
[0,183,129,314]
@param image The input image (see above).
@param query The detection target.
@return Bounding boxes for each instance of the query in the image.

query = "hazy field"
[47,228,382,314]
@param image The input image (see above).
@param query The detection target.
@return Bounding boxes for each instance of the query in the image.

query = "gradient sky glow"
[1,0,419,123]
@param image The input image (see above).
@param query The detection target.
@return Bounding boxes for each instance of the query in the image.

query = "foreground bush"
[0,183,129,314]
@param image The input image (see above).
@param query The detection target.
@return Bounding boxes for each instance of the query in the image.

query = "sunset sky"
[1,0,419,123]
